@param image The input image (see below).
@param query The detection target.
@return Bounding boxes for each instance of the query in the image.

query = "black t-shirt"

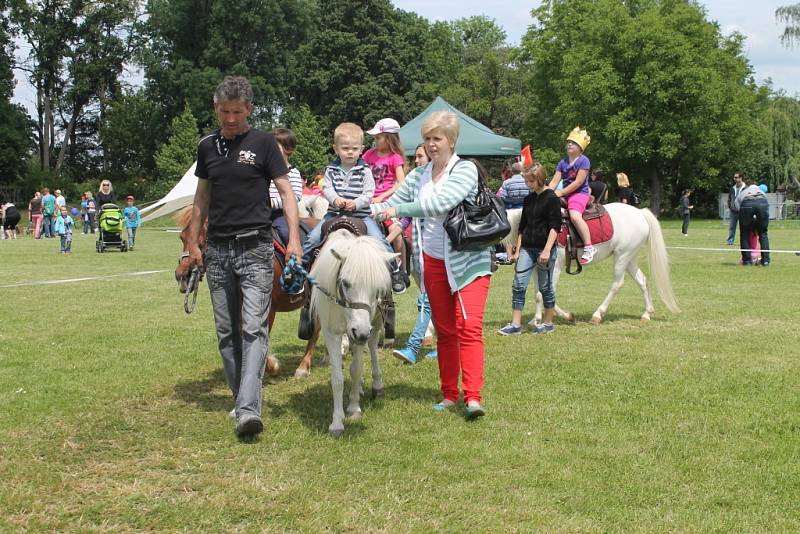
[617,186,632,203]
[518,189,562,249]
[97,192,117,207]
[589,180,607,204]
[196,128,289,240]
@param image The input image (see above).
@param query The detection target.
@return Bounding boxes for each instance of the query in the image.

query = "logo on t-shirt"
[238,150,256,165]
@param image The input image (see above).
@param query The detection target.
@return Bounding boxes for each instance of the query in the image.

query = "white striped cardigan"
[371,154,493,293]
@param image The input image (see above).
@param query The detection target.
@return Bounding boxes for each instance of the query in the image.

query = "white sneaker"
[579,246,595,265]
[228,408,236,419]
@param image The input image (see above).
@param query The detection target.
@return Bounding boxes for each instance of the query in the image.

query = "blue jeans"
[727,210,739,243]
[205,236,274,418]
[739,198,770,264]
[405,291,432,354]
[127,226,137,247]
[512,247,556,310]
[302,212,392,265]
[42,215,53,237]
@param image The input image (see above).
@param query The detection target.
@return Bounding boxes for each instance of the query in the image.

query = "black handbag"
[444,159,511,251]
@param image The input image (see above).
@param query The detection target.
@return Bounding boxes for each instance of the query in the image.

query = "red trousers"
[423,253,490,404]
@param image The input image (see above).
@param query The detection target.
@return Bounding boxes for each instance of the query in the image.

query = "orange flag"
[521,145,534,167]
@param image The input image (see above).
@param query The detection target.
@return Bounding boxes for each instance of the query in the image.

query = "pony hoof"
[293,368,310,379]
[640,315,651,323]
[347,410,362,420]
[590,315,602,325]
[266,356,281,377]
[329,428,344,439]
[371,388,384,400]
[565,313,576,322]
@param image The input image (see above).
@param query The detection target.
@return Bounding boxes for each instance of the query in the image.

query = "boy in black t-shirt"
[186,76,302,439]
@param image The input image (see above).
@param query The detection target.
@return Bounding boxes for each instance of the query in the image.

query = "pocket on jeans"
[248,241,274,264]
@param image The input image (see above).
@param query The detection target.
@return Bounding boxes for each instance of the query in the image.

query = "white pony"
[310,229,396,438]
[503,202,679,324]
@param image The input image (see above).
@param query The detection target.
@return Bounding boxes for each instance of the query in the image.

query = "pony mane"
[175,205,193,228]
[310,231,392,326]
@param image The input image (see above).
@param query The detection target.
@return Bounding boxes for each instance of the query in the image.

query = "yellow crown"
[566,127,591,151]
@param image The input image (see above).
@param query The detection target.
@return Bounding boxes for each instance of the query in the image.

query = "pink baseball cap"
[366,118,401,135]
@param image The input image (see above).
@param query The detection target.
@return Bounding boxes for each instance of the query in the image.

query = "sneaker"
[228,408,236,419]
[579,246,595,265]
[392,347,416,364]
[425,350,438,360]
[390,268,408,295]
[235,414,263,438]
[761,261,770,267]
[682,233,688,238]
[432,399,456,412]
[531,323,555,334]
[497,323,522,336]
[465,401,486,420]
[726,240,734,245]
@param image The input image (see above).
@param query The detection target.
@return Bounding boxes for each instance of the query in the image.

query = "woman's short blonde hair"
[522,163,549,186]
[616,172,630,187]
[421,111,460,146]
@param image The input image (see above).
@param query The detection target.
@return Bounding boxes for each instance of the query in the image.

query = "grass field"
[1,219,799,532]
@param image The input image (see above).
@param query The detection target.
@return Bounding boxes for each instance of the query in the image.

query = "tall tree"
[6,0,143,175]
[282,104,330,178]
[776,3,800,47]
[520,0,765,213]
[0,16,34,187]
[152,102,197,199]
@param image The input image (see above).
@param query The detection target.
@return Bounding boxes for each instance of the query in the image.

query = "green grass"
[1,219,799,532]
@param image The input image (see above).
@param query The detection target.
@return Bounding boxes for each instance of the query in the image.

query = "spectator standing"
[2,201,21,239]
[589,169,609,204]
[727,171,746,245]
[678,190,693,237]
[53,205,74,254]
[96,180,116,208]
[41,188,56,238]
[616,172,633,204]
[84,192,97,234]
[54,189,66,210]
[498,162,529,210]
[498,163,561,335]
[29,192,43,239]
[123,195,142,249]
[735,180,771,266]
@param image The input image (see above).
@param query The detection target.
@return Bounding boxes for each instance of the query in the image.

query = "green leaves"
[152,103,198,199]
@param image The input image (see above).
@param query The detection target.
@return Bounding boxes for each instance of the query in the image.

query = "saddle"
[558,202,614,275]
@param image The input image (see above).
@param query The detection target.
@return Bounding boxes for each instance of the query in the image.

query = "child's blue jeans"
[512,246,556,310]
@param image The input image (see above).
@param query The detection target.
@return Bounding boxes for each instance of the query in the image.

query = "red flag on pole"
[521,145,533,167]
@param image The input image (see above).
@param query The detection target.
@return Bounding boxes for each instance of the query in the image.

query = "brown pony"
[174,206,320,378]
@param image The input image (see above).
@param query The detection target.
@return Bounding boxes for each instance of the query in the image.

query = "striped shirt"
[269,165,303,210]
[323,158,374,217]
[371,154,493,293]
[498,174,529,209]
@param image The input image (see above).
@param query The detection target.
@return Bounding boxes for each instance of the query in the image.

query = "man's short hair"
[333,122,364,145]
[511,162,523,173]
[421,111,460,146]
[213,76,254,104]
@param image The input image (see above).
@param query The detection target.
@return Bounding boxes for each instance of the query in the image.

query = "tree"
[282,104,330,179]
[776,3,800,47]
[520,0,765,214]
[6,0,143,176]
[0,18,34,187]
[152,103,197,199]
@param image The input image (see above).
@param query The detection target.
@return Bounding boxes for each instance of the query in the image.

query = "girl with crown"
[548,127,595,264]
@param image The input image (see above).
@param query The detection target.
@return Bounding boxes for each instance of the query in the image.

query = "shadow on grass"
[173,368,230,413]
[266,381,439,435]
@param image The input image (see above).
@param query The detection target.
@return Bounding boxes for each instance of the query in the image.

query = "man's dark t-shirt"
[196,129,289,240]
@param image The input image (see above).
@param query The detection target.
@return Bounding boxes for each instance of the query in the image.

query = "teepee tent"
[399,97,521,157]
[140,163,198,223]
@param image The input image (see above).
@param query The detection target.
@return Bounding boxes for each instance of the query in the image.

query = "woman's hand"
[373,206,397,223]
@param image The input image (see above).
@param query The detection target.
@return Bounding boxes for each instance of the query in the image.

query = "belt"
[209,228,271,245]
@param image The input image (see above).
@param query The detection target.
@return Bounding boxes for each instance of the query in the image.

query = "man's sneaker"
[579,246,595,265]
[392,347,416,364]
[497,323,522,336]
[235,414,263,438]
[531,323,555,335]
[228,408,236,419]
[726,240,734,245]
[391,268,408,294]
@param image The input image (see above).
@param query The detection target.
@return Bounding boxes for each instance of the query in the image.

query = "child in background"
[302,122,408,294]
[268,128,304,244]
[54,205,74,254]
[123,195,141,250]
[363,118,408,266]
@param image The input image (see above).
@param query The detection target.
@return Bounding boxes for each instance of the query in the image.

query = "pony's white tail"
[641,208,680,313]
[502,208,523,248]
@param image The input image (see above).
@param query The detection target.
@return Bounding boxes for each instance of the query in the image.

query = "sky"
[11,0,800,113]
[392,0,800,96]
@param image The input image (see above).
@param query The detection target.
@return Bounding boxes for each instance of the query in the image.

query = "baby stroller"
[96,203,128,252]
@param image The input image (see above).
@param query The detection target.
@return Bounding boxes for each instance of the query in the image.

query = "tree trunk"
[55,104,82,176]
[649,167,662,216]
[42,89,51,170]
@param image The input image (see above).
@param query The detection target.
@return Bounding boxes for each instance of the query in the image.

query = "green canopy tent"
[399,96,521,157]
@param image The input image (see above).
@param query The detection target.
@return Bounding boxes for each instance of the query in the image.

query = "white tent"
[140,162,198,223]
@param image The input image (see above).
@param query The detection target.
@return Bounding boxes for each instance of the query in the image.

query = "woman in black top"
[497,163,562,335]
[616,172,632,204]
[96,180,117,208]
